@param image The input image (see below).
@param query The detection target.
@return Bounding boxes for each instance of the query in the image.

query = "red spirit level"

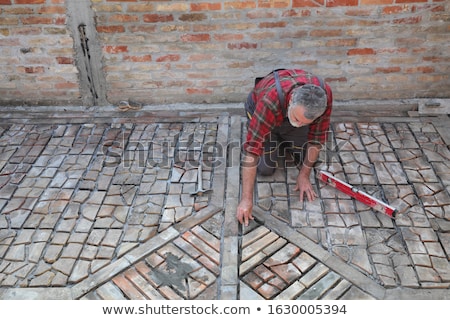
[317,170,397,218]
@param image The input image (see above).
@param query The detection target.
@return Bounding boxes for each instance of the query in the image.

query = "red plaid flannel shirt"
[244,69,333,156]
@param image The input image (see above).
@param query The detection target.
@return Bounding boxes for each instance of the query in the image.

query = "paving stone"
[350,248,373,274]
[4,244,25,262]
[297,271,341,300]
[264,243,300,267]
[270,263,302,284]
[395,265,419,287]
[340,286,376,300]
[242,232,279,262]
[238,281,263,300]
[1,116,450,299]
[299,263,329,288]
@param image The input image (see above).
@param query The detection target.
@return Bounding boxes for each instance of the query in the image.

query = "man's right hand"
[236,198,254,227]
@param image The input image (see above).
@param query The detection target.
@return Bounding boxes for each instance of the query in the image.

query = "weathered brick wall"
[0,0,80,105]
[0,0,448,106]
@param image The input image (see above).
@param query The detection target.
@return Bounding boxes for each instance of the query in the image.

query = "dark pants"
[245,93,308,176]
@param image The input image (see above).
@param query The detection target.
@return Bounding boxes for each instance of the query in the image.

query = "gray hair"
[290,84,327,120]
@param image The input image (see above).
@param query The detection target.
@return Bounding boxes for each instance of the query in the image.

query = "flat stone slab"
[0,111,449,300]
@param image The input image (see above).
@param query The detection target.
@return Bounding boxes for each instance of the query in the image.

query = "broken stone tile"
[264,243,300,267]
[350,248,372,274]
[395,265,419,287]
[374,162,408,185]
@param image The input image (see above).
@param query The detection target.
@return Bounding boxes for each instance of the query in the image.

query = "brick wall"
[0,0,80,105]
[0,0,448,106]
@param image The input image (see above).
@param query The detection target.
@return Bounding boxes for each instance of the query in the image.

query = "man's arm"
[295,142,322,202]
[236,152,259,226]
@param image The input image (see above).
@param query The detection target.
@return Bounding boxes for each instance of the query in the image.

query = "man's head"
[287,84,327,128]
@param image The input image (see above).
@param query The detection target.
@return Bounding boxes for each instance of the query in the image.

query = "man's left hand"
[293,172,317,202]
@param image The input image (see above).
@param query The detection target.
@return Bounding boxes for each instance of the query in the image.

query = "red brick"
[109,14,139,23]
[377,47,408,54]
[127,3,154,12]
[181,231,219,264]
[347,48,376,55]
[269,275,288,290]
[258,0,290,8]
[21,17,53,25]
[227,42,258,49]
[179,13,207,22]
[55,16,65,25]
[224,1,257,9]
[243,272,264,290]
[2,7,33,14]
[282,9,312,17]
[258,21,287,28]
[326,38,357,47]
[15,0,45,4]
[327,0,358,7]
[22,66,45,74]
[405,66,435,73]
[193,24,219,32]
[96,25,125,33]
[11,27,41,35]
[181,34,211,42]
[361,0,393,4]
[247,10,278,19]
[156,54,180,62]
[104,45,128,54]
[191,226,221,252]
[123,268,162,300]
[188,54,215,62]
[375,66,401,73]
[382,5,406,14]
[310,29,342,37]
[124,55,152,62]
[396,0,427,3]
[112,274,146,300]
[393,16,422,24]
[423,56,447,63]
[430,5,445,13]
[213,33,244,41]
[326,77,348,82]
[191,2,222,11]
[0,38,19,46]
[396,37,424,46]
[271,263,302,284]
[135,261,161,288]
[293,0,324,7]
[0,0,11,4]
[128,25,157,33]
[38,6,66,14]
[158,286,183,300]
[197,255,220,275]
[345,8,374,16]
[186,88,213,95]
[254,264,275,281]
[143,14,174,23]
[55,82,78,89]
[155,3,189,11]
[56,57,73,64]
[258,283,280,299]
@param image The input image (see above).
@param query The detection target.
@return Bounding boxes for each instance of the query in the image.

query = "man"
[236,69,333,226]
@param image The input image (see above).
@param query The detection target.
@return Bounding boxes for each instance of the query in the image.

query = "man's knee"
[257,151,277,176]
[257,165,276,176]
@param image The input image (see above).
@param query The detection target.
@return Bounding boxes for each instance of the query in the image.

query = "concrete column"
[65,0,108,106]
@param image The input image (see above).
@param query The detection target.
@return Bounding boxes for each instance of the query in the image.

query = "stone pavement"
[0,105,449,300]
